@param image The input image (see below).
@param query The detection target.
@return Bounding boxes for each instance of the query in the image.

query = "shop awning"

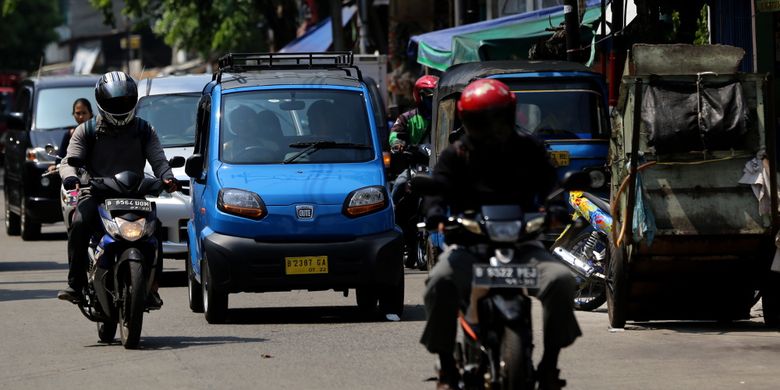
[411,0,603,71]
[279,5,358,53]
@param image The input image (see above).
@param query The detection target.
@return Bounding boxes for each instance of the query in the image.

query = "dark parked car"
[3,75,99,240]
[0,86,15,164]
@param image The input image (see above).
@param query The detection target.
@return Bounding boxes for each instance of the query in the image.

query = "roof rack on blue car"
[215,52,362,83]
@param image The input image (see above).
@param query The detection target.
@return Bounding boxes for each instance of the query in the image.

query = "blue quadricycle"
[185,52,404,323]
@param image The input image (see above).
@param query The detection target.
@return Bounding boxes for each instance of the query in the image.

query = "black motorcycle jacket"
[60,115,174,182]
[423,131,556,223]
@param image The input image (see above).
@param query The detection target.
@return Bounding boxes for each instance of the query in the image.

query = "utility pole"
[330,0,345,51]
[563,0,581,61]
[358,0,370,54]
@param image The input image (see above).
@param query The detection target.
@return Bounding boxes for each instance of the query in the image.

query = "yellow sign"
[285,256,328,275]
[549,151,571,167]
[757,0,780,12]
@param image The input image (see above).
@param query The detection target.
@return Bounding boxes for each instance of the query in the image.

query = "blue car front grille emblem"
[296,205,314,220]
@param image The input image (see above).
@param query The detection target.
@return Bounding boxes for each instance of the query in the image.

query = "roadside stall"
[608,44,780,327]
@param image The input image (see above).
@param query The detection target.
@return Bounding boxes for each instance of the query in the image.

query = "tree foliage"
[90,0,300,60]
[0,0,63,71]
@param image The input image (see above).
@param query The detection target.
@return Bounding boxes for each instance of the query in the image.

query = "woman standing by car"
[59,98,93,158]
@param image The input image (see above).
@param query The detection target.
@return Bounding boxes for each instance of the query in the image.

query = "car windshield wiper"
[283,141,371,164]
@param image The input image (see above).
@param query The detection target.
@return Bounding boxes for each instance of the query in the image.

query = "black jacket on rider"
[424,130,556,222]
[60,115,174,182]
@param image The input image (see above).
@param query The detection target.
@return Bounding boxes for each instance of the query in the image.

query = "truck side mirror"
[185,154,204,181]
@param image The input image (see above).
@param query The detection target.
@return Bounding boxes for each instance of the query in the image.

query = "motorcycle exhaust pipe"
[552,247,605,280]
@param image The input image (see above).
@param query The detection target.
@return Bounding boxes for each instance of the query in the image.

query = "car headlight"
[588,169,607,189]
[343,186,387,218]
[26,147,56,164]
[485,221,523,242]
[218,188,266,219]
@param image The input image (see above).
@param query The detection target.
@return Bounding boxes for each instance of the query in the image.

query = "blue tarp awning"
[279,6,358,53]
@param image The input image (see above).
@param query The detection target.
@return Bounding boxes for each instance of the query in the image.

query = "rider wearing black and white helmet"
[57,71,177,308]
[95,70,139,126]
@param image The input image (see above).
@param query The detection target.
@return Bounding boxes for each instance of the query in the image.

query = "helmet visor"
[99,95,137,115]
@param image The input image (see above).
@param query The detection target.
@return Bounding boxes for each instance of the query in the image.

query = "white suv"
[136,74,211,259]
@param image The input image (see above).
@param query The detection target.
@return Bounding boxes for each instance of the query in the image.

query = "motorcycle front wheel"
[499,325,535,390]
[118,261,146,349]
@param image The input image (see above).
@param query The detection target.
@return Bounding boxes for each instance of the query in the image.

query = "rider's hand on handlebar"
[63,176,80,191]
[163,178,178,193]
[390,141,406,153]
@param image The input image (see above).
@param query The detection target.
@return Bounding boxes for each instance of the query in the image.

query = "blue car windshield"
[136,93,199,148]
[507,80,607,140]
[220,89,374,164]
[34,87,97,130]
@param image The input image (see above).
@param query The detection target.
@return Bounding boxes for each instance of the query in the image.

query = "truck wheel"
[4,194,20,236]
[761,271,780,328]
[202,258,228,324]
[19,195,40,241]
[187,253,204,313]
[356,286,378,315]
[378,265,405,317]
[606,236,628,328]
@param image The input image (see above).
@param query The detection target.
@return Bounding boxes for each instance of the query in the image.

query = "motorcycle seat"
[582,192,610,213]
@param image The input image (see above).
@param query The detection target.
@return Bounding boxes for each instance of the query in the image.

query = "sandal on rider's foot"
[57,286,84,304]
[146,291,163,310]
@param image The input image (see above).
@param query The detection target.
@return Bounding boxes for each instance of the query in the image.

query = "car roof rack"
[214,52,363,83]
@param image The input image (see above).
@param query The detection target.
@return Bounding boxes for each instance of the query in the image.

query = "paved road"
[0,172,778,389]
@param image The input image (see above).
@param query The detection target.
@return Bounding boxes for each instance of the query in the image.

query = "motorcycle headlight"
[485,221,523,242]
[116,217,147,242]
[101,216,119,238]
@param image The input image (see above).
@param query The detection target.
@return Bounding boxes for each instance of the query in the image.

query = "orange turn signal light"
[382,151,392,168]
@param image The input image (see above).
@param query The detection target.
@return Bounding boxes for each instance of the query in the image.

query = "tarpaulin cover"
[641,80,749,153]
[279,6,358,53]
[411,0,603,71]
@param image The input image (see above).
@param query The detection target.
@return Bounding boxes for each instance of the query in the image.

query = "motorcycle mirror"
[560,171,593,191]
[45,144,56,156]
[169,156,185,168]
[409,175,440,195]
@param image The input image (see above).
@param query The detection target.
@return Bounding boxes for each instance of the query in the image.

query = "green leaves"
[0,0,63,70]
[92,0,279,60]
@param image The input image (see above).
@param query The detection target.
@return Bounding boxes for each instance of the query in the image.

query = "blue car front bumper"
[201,228,403,294]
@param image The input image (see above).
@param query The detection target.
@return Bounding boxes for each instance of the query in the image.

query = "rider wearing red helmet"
[420,79,580,390]
[389,74,438,149]
[389,75,439,269]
